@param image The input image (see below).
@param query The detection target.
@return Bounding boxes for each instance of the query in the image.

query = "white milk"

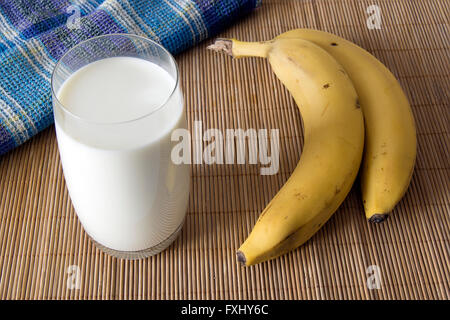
[54,57,189,252]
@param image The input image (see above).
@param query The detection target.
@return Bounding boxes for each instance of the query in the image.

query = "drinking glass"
[51,34,190,259]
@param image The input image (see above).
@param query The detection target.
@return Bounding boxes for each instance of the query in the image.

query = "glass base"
[90,220,185,260]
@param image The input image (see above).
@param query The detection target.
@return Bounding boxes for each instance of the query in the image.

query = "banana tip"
[207,38,233,56]
[369,213,389,223]
[236,251,247,266]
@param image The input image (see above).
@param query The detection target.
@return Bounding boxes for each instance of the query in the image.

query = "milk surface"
[55,57,189,252]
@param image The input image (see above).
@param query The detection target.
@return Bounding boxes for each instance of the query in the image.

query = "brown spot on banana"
[294,192,307,200]
[323,83,331,89]
[287,56,301,68]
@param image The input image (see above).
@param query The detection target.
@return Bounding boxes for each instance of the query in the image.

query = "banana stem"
[207,38,271,58]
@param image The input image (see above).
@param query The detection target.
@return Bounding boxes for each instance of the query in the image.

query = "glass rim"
[51,33,180,125]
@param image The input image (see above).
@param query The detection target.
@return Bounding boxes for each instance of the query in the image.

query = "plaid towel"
[0,0,261,155]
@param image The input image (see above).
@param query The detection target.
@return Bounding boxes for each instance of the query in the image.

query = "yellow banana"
[208,38,364,266]
[275,29,417,223]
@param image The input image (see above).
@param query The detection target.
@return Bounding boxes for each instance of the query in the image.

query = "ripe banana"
[275,29,417,223]
[208,38,364,266]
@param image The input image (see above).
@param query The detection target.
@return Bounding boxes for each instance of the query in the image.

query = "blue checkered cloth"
[0,0,260,155]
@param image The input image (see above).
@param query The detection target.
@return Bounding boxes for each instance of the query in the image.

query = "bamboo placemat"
[0,0,449,300]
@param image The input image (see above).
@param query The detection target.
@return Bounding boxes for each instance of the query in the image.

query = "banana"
[275,29,417,223]
[208,38,364,266]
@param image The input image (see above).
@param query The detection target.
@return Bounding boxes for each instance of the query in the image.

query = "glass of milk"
[51,34,190,259]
